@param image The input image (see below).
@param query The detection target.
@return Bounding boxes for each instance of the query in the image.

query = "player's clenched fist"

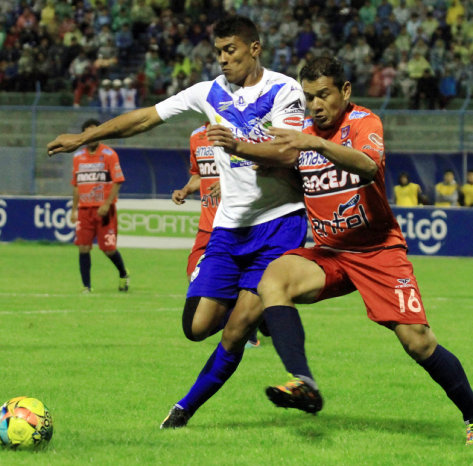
[47,133,85,156]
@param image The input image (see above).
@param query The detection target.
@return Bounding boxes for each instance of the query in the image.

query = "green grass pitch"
[1,242,472,465]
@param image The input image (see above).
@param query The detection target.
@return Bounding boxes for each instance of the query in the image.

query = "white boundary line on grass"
[0,307,182,315]
[0,292,185,298]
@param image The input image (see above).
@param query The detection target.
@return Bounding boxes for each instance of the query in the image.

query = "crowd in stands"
[0,0,473,109]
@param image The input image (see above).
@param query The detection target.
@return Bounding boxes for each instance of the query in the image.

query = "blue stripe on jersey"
[206,81,286,136]
[102,148,113,155]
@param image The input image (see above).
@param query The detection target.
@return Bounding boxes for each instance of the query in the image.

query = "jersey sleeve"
[155,81,209,121]
[189,135,199,175]
[71,156,78,186]
[108,149,125,183]
[270,80,306,131]
[352,114,385,167]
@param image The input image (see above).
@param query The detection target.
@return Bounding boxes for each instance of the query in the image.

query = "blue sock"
[79,252,91,288]
[418,344,473,422]
[264,305,313,380]
[107,250,127,277]
[177,343,243,415]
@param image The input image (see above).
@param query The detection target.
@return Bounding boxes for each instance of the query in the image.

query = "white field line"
[0,292,185,298]
[0,307,182,315]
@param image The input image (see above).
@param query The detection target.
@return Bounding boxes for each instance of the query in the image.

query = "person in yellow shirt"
[435,169,459,207]
[462,170,473,207]
[394,172,426,206]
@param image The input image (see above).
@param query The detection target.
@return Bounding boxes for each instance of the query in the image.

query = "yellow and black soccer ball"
[0,396,53,449]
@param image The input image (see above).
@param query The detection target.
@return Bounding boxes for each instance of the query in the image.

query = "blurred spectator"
[95,5,112,33]
[393,0,410,26]
[72,64,98,107]
[394,172,427,206]
[131,0,154,40]
[435,169,460,207]
[406,12,422,41]
[422,9,440,39]
[17,44,35,91]
[191,37,213,63]
[359,0,376,25]
[295,21,317,59]
[166,69,189,96]
[337,42,356,81]
[40,0,56,35]
[16,7,38,32]
[354,55,374,96]
[98,78,112,109]
[446,0,465,27]
[377,0,393,20]
[115,23,133,65]
[94,37,118,76]
[412,67,439,109]
[110,78,123,110]
[63,21,83,47]
[461,170,473,207]
[438,62,458,109]
[120,76,139,109]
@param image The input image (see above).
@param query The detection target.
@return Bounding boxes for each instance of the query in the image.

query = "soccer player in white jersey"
[47,16,322,428]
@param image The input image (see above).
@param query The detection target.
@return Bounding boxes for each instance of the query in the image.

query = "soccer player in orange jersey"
[172,124,220,281]
[208,57,473,444]
[71,119,129,293]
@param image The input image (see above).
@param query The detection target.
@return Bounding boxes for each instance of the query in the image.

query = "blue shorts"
[187,209,307,300]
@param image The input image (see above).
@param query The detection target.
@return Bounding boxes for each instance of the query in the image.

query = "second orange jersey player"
[172,124,220,279]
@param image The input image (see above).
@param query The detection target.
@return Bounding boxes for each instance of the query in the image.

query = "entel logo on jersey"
[311,199,369,238]
[34,200,75,242]
[396,210,448,254]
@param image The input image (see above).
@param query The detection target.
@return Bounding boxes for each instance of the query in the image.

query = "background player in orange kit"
[207,56,473,444]
[172,124,260,347]
[71,118,129,293]
[172,124,220,280]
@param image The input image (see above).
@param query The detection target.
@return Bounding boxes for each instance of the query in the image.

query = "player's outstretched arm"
[47,106,163,156]
[207,124,299,167]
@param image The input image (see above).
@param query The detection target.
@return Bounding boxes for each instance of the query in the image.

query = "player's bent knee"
[182,296,202,341]
[257,262,291,299]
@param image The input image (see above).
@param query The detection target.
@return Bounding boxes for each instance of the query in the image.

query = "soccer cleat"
[81,287,92,294]
[118,272,130,292]
[266,376,323,414]
[245,339,261,349]
[160,405,191,429]
[466,422,473,445]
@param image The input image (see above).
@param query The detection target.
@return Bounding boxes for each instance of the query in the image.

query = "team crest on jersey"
[236,96,245,107]
[349,110,369,120]
[230,154,253,168]
[341,125,350,139]
[338,194,360,215]
[302,119,313,130]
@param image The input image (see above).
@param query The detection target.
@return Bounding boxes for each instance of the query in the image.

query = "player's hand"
[172,189,187,205]
[47,133,85,156]
[207,124,237,153]
[97,204,110,216]
[268,127,319,152]
[208,181,220,198]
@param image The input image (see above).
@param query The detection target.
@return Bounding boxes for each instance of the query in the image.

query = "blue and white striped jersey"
[155,69,306,228]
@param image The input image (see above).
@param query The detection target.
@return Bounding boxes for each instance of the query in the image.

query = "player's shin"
[418,344,473,423]
[176,342,243,416]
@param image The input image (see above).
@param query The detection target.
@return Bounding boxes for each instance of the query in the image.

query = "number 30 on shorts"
[394,288,422,313]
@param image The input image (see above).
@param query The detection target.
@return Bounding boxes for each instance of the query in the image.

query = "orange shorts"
[75,205,118,251]
[187,229,212,277]
[285,246,428,326]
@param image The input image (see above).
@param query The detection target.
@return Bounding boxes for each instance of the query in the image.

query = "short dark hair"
[214,15,259,44]
[82,118,100,131]
[299,56,347,90]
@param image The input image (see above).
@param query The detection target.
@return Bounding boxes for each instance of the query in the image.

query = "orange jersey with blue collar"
[299,103,406,251]
[71,143,125,207]
[189,125,220,232]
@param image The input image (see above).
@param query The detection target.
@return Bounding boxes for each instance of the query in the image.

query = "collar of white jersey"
[228,68,268,93]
